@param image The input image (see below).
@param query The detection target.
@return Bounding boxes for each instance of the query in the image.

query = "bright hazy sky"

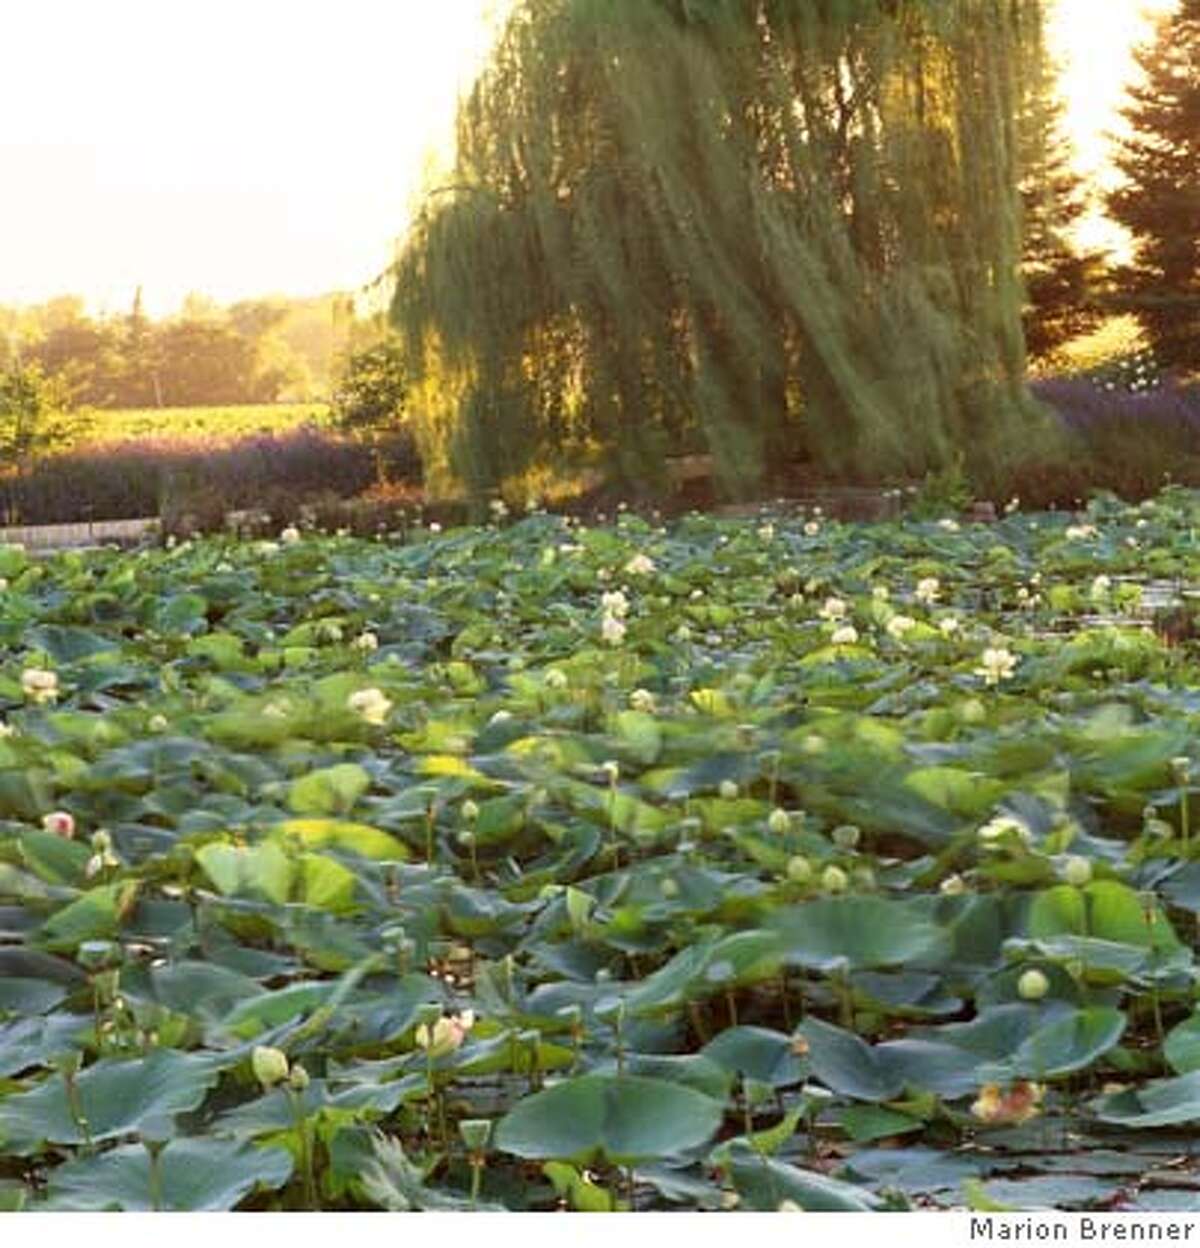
[1048,0,1179,256]
[0,0,1178,317]
[0,1,511,317]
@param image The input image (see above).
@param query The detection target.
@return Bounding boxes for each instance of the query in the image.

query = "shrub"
[0,425,423,527]
[1012,377,1200,507]
[331,339,407,435]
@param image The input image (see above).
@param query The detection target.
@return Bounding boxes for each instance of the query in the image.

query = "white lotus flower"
[976,646,1018,686]
[347,687,393,725]
[819,597,847,621]
[915,577,941,604]
[978,813,1033,847]
[830,624,859,646]
[624,553,655,575]
[601,612,626,646]
[886,614,916,639]
[280,526,301,545]
[416,1011,476,1058]
[22,668,59,704]
[939,616,960,636]
[629,688,656,713]
[353,631,379,652]
[601,590,629,618]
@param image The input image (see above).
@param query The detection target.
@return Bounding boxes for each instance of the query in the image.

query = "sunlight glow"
[1048,0,1179,257]
[0,2,511,316]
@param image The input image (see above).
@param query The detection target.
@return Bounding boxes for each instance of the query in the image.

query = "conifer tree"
[1106,0,1200,373]
[393,0,1057,499]
[1018,20,1103,363]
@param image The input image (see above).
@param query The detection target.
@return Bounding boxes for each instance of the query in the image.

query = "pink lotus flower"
[42,811,76,839]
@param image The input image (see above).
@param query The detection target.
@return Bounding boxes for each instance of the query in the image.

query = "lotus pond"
[8,491,1200,1211]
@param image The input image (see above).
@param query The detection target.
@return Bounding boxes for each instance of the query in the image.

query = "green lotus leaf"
[43,1138,293,1211]
[495,1074,724,1164]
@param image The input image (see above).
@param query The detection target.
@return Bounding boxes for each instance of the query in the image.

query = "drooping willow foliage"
[392,0,1058,499]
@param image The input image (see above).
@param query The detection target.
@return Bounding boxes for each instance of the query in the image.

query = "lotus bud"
[252,1045,290,1088]
[1062,856,1093,887]
[288,1063,310,1092]
[1017,968,1050,1001]
[461,799,480,823]
[786,855,813,884]
[718,779,739,800]
[831,824,861,851]
[821,864,849,894]
[768,808,791,835]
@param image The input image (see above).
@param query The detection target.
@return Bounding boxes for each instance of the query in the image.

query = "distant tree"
[331,337,407,435]
[30,317,125,407]
[119,285,163,407]
[227,300,308,401]
[1106,0,1200,372]
[0,362,89,469]
[179,291,221,322]
[1017,24,1104,363]
[227,299,288,342]
[277,294,345,397]
[153,319,261,406]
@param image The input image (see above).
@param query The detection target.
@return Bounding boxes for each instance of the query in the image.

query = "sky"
[0,0,1178,318]
[1047,0,1179,256]
[0,1,511,317]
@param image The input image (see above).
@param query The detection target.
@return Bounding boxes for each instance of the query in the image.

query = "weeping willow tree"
[393,0,1058,500]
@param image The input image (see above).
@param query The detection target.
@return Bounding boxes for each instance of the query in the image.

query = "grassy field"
[75,403,334,449]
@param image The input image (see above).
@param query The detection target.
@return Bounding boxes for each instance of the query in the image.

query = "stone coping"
[0,517,160,551]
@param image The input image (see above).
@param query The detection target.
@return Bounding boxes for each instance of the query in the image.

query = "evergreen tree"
[1106,0,1200,373]
[392,0,1058,500]
[1018,19,1103,363]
